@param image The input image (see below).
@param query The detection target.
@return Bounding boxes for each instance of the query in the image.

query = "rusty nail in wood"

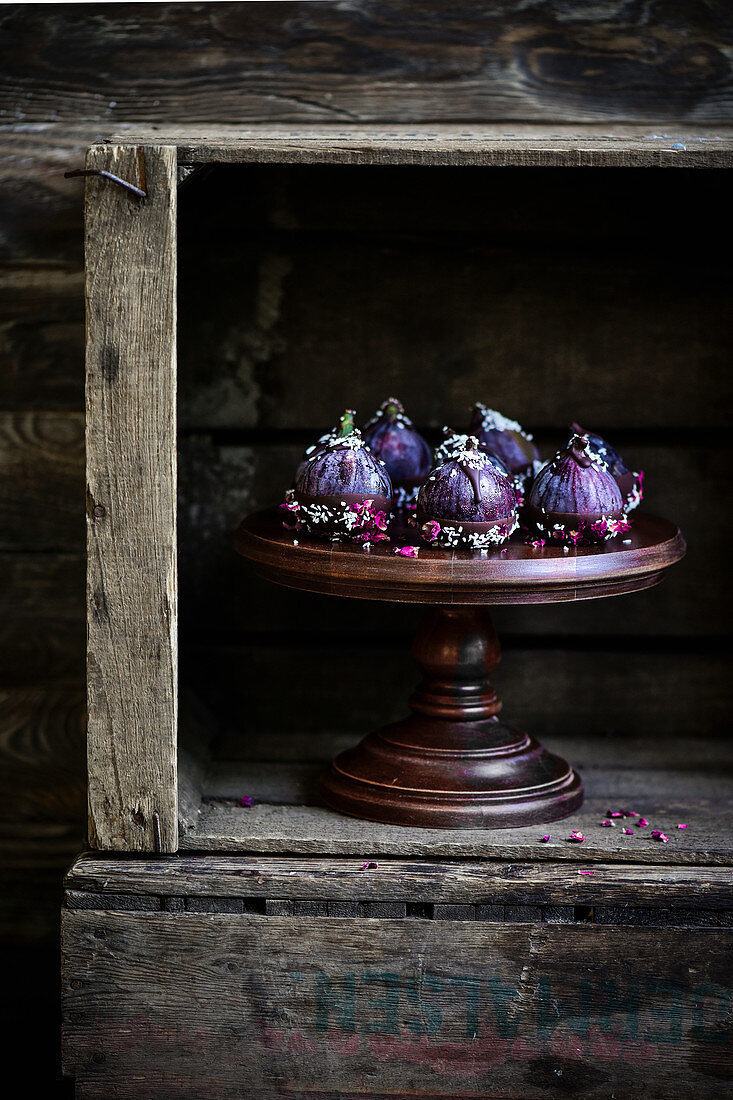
[64,168,147,199]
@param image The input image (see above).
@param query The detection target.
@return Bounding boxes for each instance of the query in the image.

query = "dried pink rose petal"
[360,861,378,871]
[622,828,633,835]
[637,818,649,827]
[394,545,420,558]
[600,820,615,827]
[540,834,551,842]
[651,830,662,838]
[421,519,441,541]
[657,834,669,843]
[568,831,585,842]
[237,796,254,808]
[608,811,624,818]
[622,810,639,817]
[578,870,594,876]
[677,824,688,829]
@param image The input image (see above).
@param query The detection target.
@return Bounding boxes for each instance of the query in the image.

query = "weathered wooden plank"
[7,1,733,125]
[179,440,726,636]
[0,411,83,551]
[0,266,84,409]
[0,553,84,682]
[185,803,733,864]
[85,144,178,852]
[0,685,85,822]
[169,124,733,166]
[62,910,733,1098]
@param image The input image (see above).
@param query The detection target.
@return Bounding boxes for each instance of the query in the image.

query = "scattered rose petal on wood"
[600,820,615,827]
[637,818,649,827]
[578,870,594,875]
[608,811,624,818]
[568,831,585,842]
[394,546,420,558]
[360,861,378,871]
[651,830,662,838]
[622,828,633,835]
[540,835,551,842]
[237,796,254,807]
[658,834,669,843]
[677,824,688,829]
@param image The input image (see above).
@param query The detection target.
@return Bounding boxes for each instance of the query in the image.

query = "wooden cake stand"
[235,510,685,830]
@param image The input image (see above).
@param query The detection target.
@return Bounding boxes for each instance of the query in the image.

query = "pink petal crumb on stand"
[622,828,633,835]
[636,818,649,827]
[568,831,585,842]
[237,796,254,808]
[394,545,420,558]
[540,835,551,843]
[600,820,615,827]
[578,870,594,876]
[677,823,688,829]
[359,861,378,871]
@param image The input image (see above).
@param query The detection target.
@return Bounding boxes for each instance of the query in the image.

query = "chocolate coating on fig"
[469,404,540,478]
[363,398,432,505]
[417,436,518,548]
[528,434,628,544]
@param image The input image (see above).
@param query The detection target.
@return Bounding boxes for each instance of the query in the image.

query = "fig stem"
[382,398,404,421]
[337,409,356,438]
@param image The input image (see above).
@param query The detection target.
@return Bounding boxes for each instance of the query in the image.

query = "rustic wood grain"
[61,909,733,1098]
[65,853,733,909]
[0,685,86,822]
[85,144,178,852]
[6,3,733,125]
[0,553,84,682]
[0,412,83,551]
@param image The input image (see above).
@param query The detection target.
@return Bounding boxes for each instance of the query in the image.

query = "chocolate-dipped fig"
[362,398,432,506]
[416,435,518,549]
[469,404,541,484]
[527,433,629,545]
[571,421,644,512]
[284,410,393,542]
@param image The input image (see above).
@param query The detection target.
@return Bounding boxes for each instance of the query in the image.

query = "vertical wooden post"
[85,144,178,851]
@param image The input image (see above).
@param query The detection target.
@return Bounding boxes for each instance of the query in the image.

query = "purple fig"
[571,422,644,512]
[285,410,393,542]
[435,428,510,476]
[362,398,432,506]
[528,434,628,544]
[469,404,540,481]
[416,436,518,548]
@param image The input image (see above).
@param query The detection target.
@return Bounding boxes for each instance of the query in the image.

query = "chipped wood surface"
[85,144,178,852]
[123,123,733,167]
[65,853,733,909]
[61,907,732,1098]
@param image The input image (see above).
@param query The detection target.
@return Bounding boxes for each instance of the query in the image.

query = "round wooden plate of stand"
[235,509,686,830]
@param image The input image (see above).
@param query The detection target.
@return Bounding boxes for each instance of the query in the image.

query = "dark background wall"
[0,3,731,1090]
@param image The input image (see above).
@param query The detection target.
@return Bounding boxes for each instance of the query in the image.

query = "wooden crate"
[62,817,732,1097]
[71,122,733,1097]
[83,123,733,854]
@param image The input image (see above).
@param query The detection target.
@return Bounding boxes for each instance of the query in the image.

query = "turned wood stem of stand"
[320,605,583,829]
[410,607,502,723]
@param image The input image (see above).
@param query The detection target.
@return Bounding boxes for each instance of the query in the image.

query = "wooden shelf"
[178,730,733,865]
[101,122,733,167]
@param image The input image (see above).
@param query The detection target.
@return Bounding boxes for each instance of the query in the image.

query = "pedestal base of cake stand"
[320,607,583,829]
